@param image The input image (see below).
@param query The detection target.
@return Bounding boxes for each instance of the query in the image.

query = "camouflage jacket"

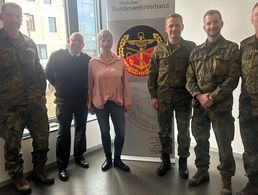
[148,39,196,102]
[240,35,258,96]
[240,35,258,115]
[186,36,240,111]
[0,29,46,106]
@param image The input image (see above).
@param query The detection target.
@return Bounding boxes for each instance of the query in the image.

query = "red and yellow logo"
[117,25,164,77]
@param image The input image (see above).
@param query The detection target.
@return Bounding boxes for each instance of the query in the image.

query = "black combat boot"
[179,157,189,179]
[157,154,171,176]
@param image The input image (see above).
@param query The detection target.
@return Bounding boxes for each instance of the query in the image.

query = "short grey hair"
[1,2,22,13]
[166,13,183,24]
[97,29,113,43]
[69,32,84,42]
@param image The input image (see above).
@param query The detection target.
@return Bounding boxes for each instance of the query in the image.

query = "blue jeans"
[94,101,125,157]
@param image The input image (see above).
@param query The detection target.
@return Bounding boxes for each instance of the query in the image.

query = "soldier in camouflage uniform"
[186,10,240,195]
[236,3,258,195]
[148,13,196,178]
[0,3,53,193]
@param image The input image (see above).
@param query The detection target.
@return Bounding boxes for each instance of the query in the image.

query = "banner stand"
[121,155,176,163]
[107,0,176,163]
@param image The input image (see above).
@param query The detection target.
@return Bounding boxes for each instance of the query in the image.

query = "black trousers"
[56,102,88,169]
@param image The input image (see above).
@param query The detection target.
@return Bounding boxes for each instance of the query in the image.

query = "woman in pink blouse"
[88,29,131,172]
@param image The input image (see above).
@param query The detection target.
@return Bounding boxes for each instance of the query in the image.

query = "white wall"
[175,0,257,155]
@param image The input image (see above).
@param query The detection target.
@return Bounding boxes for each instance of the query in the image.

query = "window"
[44,0,51,4]
[77,0,97,56]
[48,17,57,32]
[24,14,35,31]
[4,0,100,136]
[36,44,48,59]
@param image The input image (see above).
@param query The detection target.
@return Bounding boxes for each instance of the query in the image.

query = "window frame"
[2,0,106,138]
[24,13,35,32]
[48,17,57,32]
[36,44,48,60]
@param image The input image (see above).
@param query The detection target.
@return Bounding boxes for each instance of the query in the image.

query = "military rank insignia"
[117,25,164,77]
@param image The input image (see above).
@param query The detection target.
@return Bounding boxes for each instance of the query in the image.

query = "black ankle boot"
[179,157,189,179]
[157,154,171,176]
[101,154,112,171]
[114,156,130,172]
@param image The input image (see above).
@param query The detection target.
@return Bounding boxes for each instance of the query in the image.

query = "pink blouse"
[88,53,131,109]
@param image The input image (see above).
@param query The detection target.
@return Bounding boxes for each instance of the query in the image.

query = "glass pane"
[77,0,97,56]
[48,17,57,32]
[44,0,51,4]
[24,14,35,31]
[5,0,67,120]
[36,44,48,59]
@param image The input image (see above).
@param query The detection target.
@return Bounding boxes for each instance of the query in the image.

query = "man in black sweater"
[45,32,91,181]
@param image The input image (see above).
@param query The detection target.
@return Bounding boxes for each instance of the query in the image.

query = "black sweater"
[45,49,91,104]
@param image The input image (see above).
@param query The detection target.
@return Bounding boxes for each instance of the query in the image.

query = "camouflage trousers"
[0,103,49,179]
[239,95,258,182]
[157,99,191,157]
[191,103,236,177]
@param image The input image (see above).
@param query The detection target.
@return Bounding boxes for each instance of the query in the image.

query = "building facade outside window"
[77,0,97,56]
[3,0,100,125]
[24,13,35,31]
[5,0,67,120]
[37,44,48,59]
[48,17,57,32]
[43,0,51,4]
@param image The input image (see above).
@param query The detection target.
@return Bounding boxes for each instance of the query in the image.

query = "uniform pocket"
[158,53,170,68]
[213,55,230,76]
[191,56,212,85]
[0,48,17,71]
[157,53,170,87]
[18,45,37,66]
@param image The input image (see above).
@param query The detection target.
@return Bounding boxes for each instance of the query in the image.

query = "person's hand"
[88,106,95,114]
[150,98,159,110]
[124,105,130,113]
[196,93,213,109]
